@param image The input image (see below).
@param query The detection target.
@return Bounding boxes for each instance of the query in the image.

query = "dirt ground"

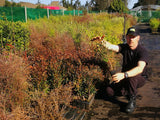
[84,24,160,120]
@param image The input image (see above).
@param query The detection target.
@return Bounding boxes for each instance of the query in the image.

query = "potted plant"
[149,18,160,33]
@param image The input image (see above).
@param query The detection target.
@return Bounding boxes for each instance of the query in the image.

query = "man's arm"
[126,61,146,77]
[101,40,119,52]
[112,61,146,83]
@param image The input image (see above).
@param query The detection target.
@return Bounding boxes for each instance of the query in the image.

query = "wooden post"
[74,9,75,16]
[63,9,64,16]
[25,6,27,23]
[47,8,49,19]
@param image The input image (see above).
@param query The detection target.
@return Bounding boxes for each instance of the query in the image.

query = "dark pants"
[106,75,146,97]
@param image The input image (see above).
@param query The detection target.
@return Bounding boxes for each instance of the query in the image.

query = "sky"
[8,0,138,9]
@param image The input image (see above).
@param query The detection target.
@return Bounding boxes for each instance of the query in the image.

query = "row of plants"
[26,13,136,98]
[149,18,160,33]
[0,13,136,119]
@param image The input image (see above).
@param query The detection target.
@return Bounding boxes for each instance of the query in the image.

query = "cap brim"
[127,31,138,36]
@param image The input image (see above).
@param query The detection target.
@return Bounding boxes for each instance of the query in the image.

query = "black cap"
[126,27,139,36]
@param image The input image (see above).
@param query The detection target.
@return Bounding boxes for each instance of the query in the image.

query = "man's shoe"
[125,95,136,113]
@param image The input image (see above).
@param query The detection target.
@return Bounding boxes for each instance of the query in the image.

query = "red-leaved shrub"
[28,25,109,99]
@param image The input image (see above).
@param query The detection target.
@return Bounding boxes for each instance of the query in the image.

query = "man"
[101,27,148,113]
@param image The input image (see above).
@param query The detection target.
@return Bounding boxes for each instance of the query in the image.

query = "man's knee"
[127,76,146,88]
[106,87,114,96]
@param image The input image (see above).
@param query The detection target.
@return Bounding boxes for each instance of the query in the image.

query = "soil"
[84,24,160,120]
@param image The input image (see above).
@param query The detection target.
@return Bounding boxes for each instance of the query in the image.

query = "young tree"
[61,0,67,7]
[88,0,115,11]
[108,0,127,12]
[74,0,81,9]
[4,0,21,7]
[60,0,76,10]
[94,0,108,11]
[5,0,12,7]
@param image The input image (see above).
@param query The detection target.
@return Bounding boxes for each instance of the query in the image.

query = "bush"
[28,25,106,99]
[26,84,73,120]
[149,18,160,32]
[0,51,73,120]
[0,20,30,50]
[0,51,29,118]
[27,13,135,100]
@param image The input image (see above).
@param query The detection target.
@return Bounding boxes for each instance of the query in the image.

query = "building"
[50,1,67,10]
[130,5,160,11]
[41,6,60,10]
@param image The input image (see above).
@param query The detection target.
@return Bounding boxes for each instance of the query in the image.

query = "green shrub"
[0,20,30,50]
[149,18,160,32]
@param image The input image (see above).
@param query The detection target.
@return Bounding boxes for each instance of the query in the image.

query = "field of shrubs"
[0,13,136,119]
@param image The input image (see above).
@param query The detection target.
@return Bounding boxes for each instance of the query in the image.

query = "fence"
[0,6,160,23]
[128,10,160,23]
[0,6,83,22]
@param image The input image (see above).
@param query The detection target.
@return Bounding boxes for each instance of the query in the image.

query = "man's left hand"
[112,73,125,83]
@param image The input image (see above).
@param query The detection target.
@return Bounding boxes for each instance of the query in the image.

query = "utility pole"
[123,0,127,43]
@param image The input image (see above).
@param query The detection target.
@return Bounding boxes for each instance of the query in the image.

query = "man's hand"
[112,72,125,83]
[91,35,105,42]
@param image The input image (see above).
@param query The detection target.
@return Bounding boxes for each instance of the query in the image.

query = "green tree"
[88,0,96,10]
[157,0,160,5]
[94,0,108,11]
[61,0,67,7]
[36,5,43,9]
[60,0,74,10]
[5,0,12,7]
[108,0,127,12]
[86,0,129,11]
[12,2,17,7]
[71,0,74,6]
[74,0,81,9]
[5,0,21,7]
[88,0,113,11]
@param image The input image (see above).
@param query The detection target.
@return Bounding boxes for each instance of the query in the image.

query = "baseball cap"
[126,27,139,36]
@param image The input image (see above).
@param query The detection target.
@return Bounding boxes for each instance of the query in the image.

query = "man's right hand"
[91,35,105,42]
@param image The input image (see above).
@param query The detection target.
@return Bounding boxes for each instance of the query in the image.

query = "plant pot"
[151,28,158,33]
[63,94,95,120]
[70,93,95,110]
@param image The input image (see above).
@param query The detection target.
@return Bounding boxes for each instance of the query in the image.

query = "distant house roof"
[41,6,60,10]
[130,5,160,11]
[49,1,67,10]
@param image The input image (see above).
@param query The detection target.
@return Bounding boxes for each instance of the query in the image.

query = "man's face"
[126,35,140,50]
